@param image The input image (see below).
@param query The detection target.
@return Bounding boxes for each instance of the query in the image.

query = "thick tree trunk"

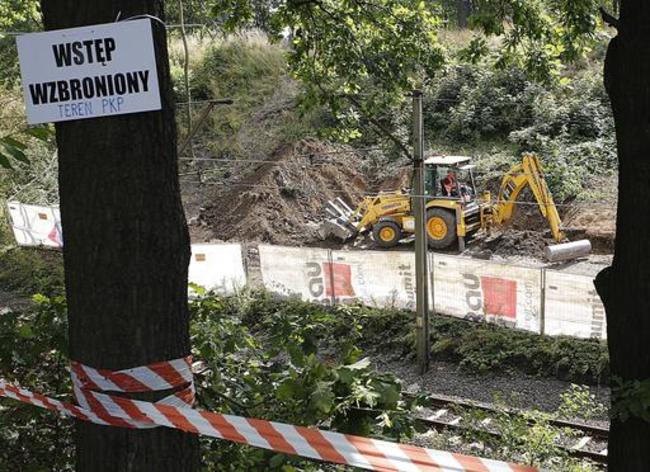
[456,0,471,28]
[40,1,199,470]
[596,1,650,469]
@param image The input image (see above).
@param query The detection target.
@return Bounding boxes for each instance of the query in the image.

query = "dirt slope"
[191,139,368,245]
[563,206,616,253]
[183,141,616,259]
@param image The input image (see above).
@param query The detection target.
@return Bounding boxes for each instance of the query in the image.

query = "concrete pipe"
[544,239,592,262]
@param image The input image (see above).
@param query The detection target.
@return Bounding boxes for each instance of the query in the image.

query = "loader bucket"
[318,199,359,241]
[318,218,358,241]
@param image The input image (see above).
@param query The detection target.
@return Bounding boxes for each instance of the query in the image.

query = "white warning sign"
[16,19,161,124]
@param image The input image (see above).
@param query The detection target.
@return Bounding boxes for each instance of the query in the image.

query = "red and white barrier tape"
[0,357,539,472]
[69,356,195,429]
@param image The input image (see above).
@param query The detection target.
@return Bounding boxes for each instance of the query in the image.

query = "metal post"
[412,90,429,374]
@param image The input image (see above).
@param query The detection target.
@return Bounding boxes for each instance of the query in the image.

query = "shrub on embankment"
[226,289,610,385]
[0,288,608,469]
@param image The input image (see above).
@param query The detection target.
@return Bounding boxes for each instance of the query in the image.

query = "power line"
[0,23,221,37]
[177,178,617,208]
[177,147,385,163]
[175,98,234,106]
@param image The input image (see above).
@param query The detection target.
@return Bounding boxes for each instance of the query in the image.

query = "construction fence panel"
[188,243,246,295]
[543,270,606,339]
[329,249,416,310]
[6,201,62,248]
[430,253,542,334]
[258,245,333,304]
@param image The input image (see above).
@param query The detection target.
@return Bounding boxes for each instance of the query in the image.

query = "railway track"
[407,393,609,466]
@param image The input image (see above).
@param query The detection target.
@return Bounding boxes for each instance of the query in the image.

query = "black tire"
[372,220,402,248]
[426,208,457,249]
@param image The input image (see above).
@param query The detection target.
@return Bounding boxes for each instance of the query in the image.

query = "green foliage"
[213,0,444,143]
[204,291,609,385]
[0,0,41,86]
[558,384,606,421]
[0,245,65,297]
[0,125,52,169]
[436,319,609,383]
[0,288,610,469]
[423,61,616,200]
[469,0,601,81]
[191,34,287,106]
[179,34,325,164]
[611,376,650,423]
[459,385,605,470]
[191,290,420,469]
[0,294,72,471]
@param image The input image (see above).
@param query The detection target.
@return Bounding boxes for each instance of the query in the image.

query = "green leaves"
[0,136,28,167]
[468,0,601,82]
[0,126,52,169]
[213,0,444,142]
[188,290,418,468]
[612,376,650,423]
[24,126,51,141]
[0,293,72,469]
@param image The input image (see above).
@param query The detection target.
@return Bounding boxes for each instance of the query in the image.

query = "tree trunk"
[40,1,199,470]
[456,0,471,28]
[596,1,650,469]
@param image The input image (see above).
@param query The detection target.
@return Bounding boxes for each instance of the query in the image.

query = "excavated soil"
[189,139,369,246]
[464,195,616,261]
[183,141,616,261]
[563,206,616,254]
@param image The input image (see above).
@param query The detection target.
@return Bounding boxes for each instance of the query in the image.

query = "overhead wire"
[2,22,617,210]
[0,23,221,37]
[176,178,617,208]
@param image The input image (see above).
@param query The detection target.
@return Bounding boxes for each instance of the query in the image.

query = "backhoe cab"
[321,153,566,251]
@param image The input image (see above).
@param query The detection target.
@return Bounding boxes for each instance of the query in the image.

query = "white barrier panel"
[431,254,542,333]
[330,250,416,310]
[544,271,606,339]
[189,244,246,295]
[259,245,332,304]
[6,201,62,248]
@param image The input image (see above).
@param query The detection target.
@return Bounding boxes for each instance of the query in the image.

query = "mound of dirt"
[563,206,616,253]
[483,230,552,257]
[192,139,368,245]
[375,165,412,191]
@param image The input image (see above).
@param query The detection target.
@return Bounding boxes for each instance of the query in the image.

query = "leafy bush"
[422,62,616,201]
[429,316,609,383]
[0,294,72,471]
[191,287,420,469]
[426,65,542,141]
[0,290,421,470]
[204,291,609,384]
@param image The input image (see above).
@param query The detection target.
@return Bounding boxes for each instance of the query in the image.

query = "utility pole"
[412,90,429,374]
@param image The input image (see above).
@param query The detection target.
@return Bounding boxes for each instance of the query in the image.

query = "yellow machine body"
[323,153,565,250]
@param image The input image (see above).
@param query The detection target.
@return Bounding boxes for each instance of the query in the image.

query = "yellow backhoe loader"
[320,153,565,250]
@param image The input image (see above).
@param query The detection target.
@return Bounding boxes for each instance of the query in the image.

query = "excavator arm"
[492,153,564,242]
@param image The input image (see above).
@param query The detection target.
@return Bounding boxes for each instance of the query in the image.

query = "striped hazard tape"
[0,357,539,472]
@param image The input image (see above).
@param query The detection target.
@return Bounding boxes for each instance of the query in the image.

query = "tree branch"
[345,94,412,160]
[600,7,619,30]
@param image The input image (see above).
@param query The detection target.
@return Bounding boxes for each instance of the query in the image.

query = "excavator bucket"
[318,198,359,241]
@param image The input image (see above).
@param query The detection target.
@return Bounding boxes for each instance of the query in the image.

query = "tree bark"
[456,0,471,28]
[40,1,199,470]
[596,1,650,469]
